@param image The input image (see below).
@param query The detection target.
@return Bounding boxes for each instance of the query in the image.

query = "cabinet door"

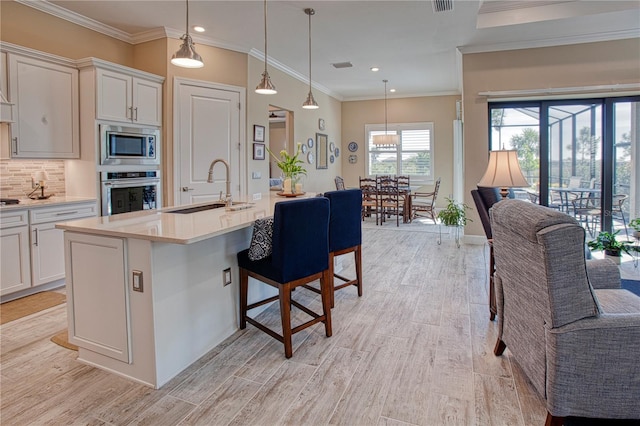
[132,78,162,126]
[0,226,31,295]
[8,54,79,158]
[66,232,130,363]
[96,69,132,123]
[30,222,65,287]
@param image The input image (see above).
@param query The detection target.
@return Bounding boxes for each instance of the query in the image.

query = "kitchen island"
[57,192,315,388]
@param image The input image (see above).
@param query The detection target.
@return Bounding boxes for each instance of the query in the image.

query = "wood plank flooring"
[1,223,556,425]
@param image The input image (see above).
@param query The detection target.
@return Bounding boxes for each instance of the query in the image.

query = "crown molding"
[16,0,132,43]
[0,41,77,67]
[458,28,640,54]
[344,90,461,102]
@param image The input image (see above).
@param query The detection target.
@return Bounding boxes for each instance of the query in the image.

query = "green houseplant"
[437,197,472,227]
[267,143,307,193]
[587,230,633,264]
[630,218,640,239]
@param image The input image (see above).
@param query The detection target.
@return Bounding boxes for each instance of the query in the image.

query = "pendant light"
[302,8,319,109]
[171,0,204,69]
[255,0,277,94]
[372,79,398,146]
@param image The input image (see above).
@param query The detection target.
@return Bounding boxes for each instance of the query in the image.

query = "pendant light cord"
[263,0,268,63]
[307,9,313,92]
[383,79,388,134]
[185,0,190,38]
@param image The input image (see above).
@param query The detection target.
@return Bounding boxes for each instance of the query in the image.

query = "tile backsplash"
[0,160,66,199]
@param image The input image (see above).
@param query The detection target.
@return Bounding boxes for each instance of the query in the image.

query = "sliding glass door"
[488,95,639,239]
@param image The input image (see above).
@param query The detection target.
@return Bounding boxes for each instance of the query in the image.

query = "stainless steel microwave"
[100,124,159,166]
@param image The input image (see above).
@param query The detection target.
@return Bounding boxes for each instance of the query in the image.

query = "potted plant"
[587,230,632,264]
[630,218,640,240]
[266,143,307,194]
[437,197,472,227]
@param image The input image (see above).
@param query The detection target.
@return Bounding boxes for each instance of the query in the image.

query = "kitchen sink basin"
[168,201,252,214]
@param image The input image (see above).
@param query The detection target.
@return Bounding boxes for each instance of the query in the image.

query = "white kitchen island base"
[62,202,289,388]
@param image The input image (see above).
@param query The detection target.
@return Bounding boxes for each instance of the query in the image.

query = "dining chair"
[359,176,379,225]
[237,197,332,358]
[411,177,441,223]
[334,176,345,190]
[378,175,402,226]
[612,193,629,236]
[571,196,601,237]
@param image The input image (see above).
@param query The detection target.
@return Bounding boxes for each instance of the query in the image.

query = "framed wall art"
[253,143,265,160]
[253,125,265,142]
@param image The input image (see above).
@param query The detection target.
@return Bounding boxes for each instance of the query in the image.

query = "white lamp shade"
[478,150,529,188]
[33,170,49,183]
[372,134,399,146]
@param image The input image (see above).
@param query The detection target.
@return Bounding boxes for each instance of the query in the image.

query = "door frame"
[172,77,246,206]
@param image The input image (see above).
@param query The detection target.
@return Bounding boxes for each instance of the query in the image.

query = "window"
[365,122,434,183]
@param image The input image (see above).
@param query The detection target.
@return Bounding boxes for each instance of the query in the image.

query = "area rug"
[0,291,66,325]
[50,329,78,351]
[621,279,640,297]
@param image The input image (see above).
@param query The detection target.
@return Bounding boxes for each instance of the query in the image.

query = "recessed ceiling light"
[390,88,396,93]
[193,26,205,33]
[370,67,379,72]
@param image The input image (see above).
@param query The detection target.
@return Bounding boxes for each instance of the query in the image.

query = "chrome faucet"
[207,159,232,207]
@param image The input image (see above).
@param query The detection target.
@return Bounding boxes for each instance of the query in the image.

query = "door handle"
[182,187,194,192]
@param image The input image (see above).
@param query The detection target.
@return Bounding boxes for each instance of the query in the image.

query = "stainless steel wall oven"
[101,171,161,216]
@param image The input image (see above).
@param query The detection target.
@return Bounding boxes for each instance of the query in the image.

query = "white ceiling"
[28,0,640,100]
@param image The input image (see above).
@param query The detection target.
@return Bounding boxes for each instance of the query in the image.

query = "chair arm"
[546,314,640,418]
[411,191,435,199]
[585,258,621,289]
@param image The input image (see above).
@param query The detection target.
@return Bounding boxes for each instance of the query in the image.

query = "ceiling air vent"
[331,62,353,69]
[432,0,453,13]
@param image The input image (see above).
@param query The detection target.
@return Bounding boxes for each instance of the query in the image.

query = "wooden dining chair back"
[411,177,441,223]
[378,175,402,226]
[334,176,345,190]
[237,197,332,358]
[359,176,379,224]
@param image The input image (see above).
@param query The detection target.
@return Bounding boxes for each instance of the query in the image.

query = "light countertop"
[56,192,316,245]
[0,196,97,211]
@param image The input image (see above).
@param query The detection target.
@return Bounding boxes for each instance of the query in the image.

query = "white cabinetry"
[29,202,97,287]
[0,210,31,295]
[95,66,162,126]
[7,52,79,158]
[0,200,96,299]
[65,232,130,363]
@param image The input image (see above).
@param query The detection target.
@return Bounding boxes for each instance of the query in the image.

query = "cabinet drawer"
[30,202,97,224]
[0,209,28,229]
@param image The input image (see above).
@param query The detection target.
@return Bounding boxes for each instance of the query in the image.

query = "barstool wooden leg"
[320,270,333,338]
[239,268,248,329]
[279,283,293,358]
[355,245,363,297]
[328,252,336,308]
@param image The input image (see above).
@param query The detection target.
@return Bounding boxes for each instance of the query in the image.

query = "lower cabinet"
[0,201,97,298]
[65,232,130,363]
[0,210,31,295]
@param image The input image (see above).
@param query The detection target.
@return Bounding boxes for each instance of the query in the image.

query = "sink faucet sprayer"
[207,159,232,207]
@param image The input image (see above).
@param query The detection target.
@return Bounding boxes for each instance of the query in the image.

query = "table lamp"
[478,150,529,199]
[32,170,51,199]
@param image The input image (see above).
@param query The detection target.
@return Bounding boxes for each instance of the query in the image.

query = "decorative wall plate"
[330,155,335,163]
[307,151,314,164]
[334,148,340,157]
[349,154,357,164]
[348,141,358,152]
[301,144,307,153]
[307,137,314,148]
[329,142,335,152]
[318,118,325,130]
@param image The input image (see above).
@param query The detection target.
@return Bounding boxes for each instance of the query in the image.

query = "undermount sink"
[168,201,251,214]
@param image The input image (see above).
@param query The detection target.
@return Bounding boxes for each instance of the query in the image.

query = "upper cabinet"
[96,69,162,126]
[7,52,79,158]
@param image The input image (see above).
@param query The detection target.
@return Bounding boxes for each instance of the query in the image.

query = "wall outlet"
[252,193,262,201]
[223,268,232,286]
[251,171,261,179]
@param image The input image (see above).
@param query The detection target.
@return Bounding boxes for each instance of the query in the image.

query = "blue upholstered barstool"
[324,189,363,307]
[237,197,332,358]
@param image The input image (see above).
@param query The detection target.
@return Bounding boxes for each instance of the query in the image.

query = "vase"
[282,177,292,194]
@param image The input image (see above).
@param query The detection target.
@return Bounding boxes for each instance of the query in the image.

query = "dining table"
[550,187,600,213]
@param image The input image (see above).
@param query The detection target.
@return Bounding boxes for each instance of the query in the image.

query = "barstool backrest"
[324,189,362,252]
[271,197,329,282]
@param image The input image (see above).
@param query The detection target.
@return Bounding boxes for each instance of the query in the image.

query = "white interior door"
[176,80,243,206]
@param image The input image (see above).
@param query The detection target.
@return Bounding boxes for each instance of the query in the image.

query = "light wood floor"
[0,222,594,425]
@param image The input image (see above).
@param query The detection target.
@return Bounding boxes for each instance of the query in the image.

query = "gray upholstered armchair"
[490,199,640,425]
